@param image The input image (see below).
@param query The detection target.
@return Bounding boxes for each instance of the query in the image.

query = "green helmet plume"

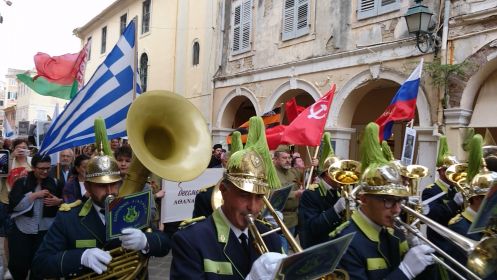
[381,140,395,161]
[360,123,388,172]
[228,116,281,189]
[94,118,112,156]
[319,132,335,170]
[436,136,450,167]
[467,134,483,183]
[230,131,243,154]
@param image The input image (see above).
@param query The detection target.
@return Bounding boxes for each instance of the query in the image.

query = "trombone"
[446,163,470,207]
[398,204,497,279]
[400,164,428,227]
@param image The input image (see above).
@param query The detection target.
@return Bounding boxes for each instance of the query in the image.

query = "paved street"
[149,252,172,280]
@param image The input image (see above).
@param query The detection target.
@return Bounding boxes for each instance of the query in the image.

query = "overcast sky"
[0,0,115,79]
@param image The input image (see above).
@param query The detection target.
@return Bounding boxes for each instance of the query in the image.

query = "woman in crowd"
[62,154,90,203]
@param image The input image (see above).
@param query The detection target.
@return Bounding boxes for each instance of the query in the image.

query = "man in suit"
[171,148,284,279]
[32,153,170,278]
[49,148,74,187]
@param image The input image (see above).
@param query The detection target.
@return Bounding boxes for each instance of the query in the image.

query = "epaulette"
[179,216,206,229]
[449,214,463,226]
[329,221,350,238]
[59,200,82,212]
[307,183,319,191]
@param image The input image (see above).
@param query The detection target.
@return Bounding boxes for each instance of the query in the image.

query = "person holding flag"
[375,60,423,141]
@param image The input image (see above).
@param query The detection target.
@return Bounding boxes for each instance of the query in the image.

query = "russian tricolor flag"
[375,59,423,141]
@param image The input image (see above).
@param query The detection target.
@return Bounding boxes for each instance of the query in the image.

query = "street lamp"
[404,0,439,53]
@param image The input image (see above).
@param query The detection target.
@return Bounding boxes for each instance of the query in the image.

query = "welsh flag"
[16,42,90,100]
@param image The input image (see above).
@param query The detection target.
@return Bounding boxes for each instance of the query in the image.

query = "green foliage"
[425,58,471,88]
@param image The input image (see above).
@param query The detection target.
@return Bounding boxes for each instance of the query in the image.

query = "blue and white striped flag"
[39,20,141,155]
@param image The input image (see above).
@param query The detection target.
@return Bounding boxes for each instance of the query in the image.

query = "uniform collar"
[462,207,477,223]
[435,179,450,193]
[218,207,248,238]
[352,209,392,242]
[79,198,93,217]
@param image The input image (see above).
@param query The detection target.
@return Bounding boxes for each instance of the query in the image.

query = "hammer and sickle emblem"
[307,102,328,120]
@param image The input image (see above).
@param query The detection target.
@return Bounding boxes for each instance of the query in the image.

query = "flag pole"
[132,16,138,100]
[304,146,320,189]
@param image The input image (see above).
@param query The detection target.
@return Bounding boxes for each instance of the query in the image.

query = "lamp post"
[404,0,439,53]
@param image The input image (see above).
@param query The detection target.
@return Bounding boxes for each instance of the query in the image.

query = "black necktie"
[239,233,251,275]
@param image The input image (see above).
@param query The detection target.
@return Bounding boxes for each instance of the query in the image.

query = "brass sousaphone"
[76,90,212,279]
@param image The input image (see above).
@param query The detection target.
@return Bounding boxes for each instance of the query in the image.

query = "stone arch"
[215,87,260,128]
[458,40,497,110]
[329,68,431,127]
[263,79,322,112]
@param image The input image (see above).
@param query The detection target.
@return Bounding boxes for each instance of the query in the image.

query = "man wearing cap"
[422,136,464,246]
[298,156,347,248]
[208,144,224,168]
[171,149,284,279]
[31,154,170,278]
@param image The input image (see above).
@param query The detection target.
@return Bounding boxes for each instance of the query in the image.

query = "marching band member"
[171,117,285,279]
[298,132,346,248]
[422,136,464,246]
[332,123,435,280]
[32,154,170,278]
[445,135,497,279]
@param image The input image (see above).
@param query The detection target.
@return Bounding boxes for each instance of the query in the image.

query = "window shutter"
[240,0,252,52]
[282,0,296,41]
[294,0,309,38]
[357,0,376,20]
[232,4,241,53]
[378,0,399,15]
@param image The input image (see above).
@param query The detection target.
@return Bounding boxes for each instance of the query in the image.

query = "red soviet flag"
[285,97,306,123]
[280,84,335,146]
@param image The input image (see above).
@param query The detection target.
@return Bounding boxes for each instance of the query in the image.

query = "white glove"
[245,252,287,280]
[119,228,148,251]
[333,197,346,214]
[405,232,421,247]
[399,244,435,279]
[453,192,464,206]
[80,248,112,274]
[264,211,283,228]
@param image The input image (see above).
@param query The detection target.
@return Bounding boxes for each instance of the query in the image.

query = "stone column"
[327,127,356,159]
[211,128,234,150]
[444,108,472,161]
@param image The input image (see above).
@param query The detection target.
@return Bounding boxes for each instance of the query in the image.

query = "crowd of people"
[0,117,494,279]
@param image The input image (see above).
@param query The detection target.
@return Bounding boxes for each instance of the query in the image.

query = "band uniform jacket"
[333,211,411,280]
[31,199,170,278]
[275,166,302,229]
[192,185,214,218]
[171,208,282,279]
[422,179,461,248]
[446,209,497,280]
[298,181,342,248]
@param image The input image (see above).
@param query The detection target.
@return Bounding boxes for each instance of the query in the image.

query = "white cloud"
[0,0,115,79]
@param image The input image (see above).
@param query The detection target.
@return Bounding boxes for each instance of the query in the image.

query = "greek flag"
[39,20,141,155]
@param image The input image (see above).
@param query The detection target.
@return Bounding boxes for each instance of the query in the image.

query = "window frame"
[120,13,128,35]
[192,41,200,66]
[282,0,310,41]
[139,53,149,92]
[100,26,107,54]
[142,0,151,34]
[230,0,253,56]
[357,0,400,20]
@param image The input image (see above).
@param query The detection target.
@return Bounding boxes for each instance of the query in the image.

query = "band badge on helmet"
[359,163,410,197]
[225,150,268,195]
[86,155,122,184]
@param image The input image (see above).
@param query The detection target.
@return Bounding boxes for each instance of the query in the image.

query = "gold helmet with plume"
[319,132,340,174]
[225,117,281,194]
[359,123,409,197]
[85,118,121,184]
